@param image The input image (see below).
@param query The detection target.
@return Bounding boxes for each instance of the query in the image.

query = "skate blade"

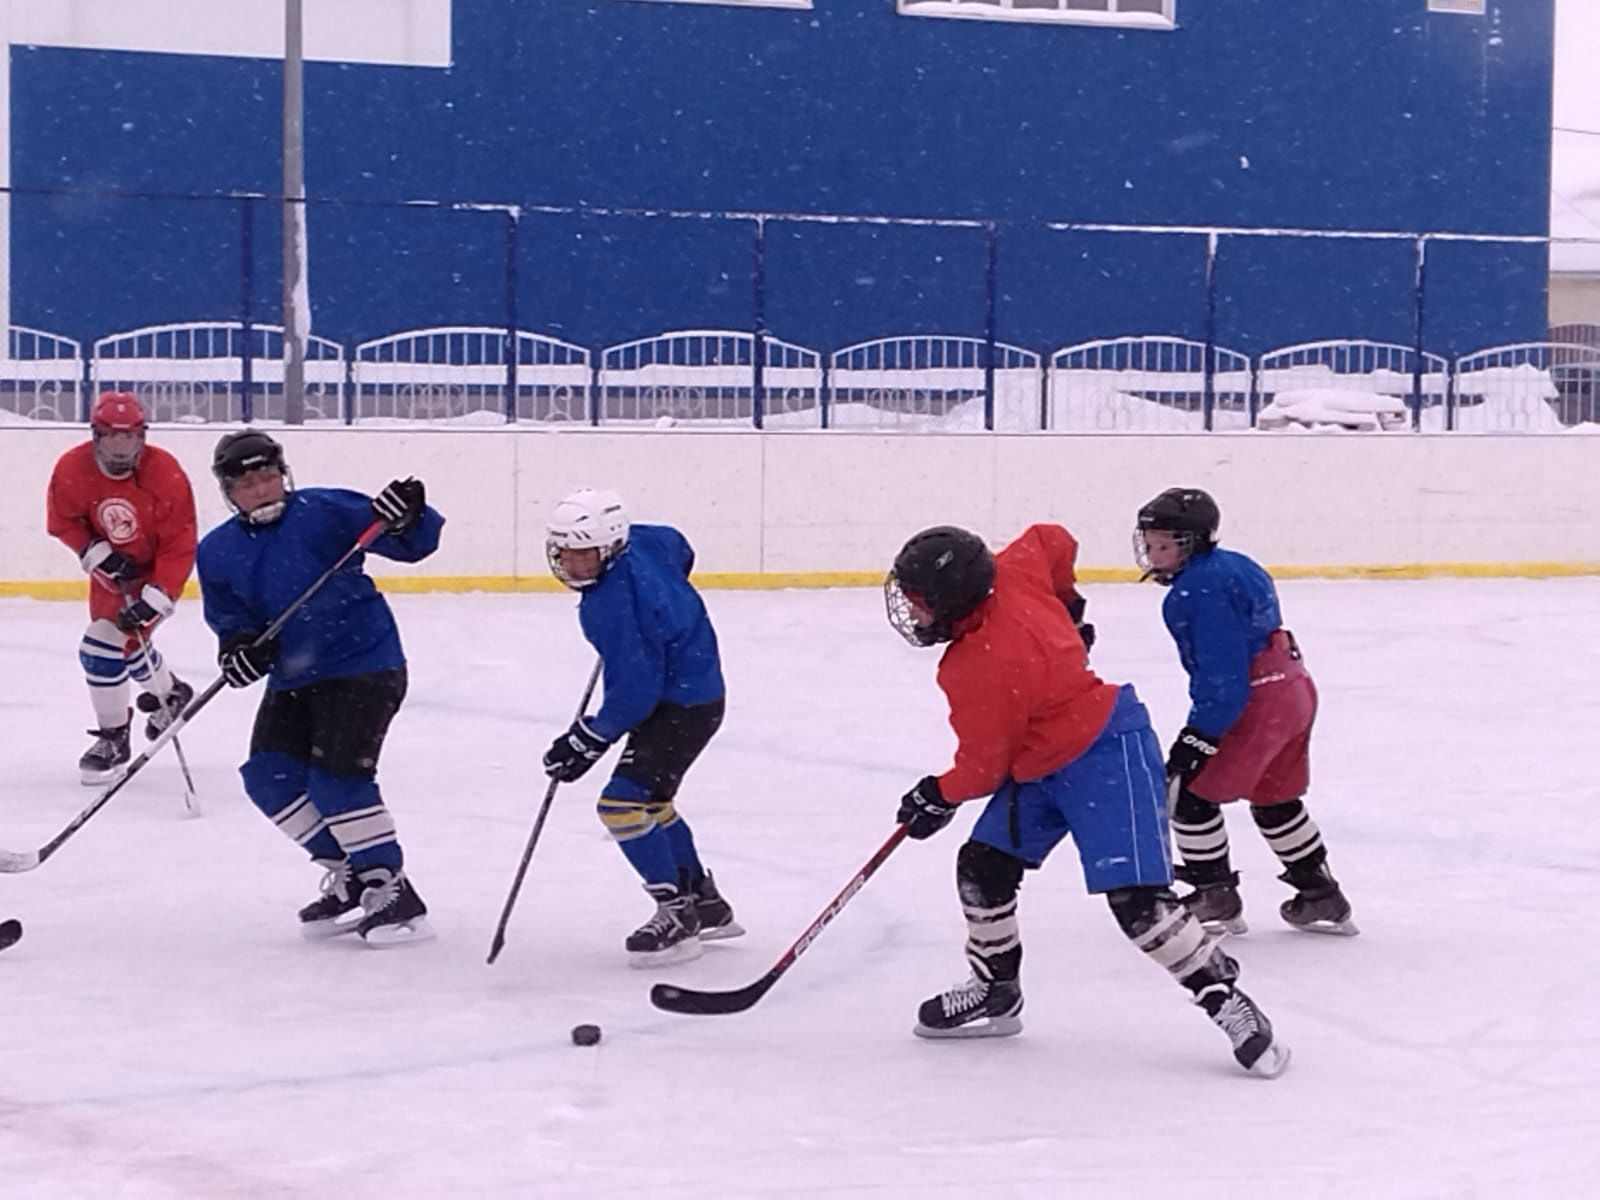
[80,765,128,787]
[699,921,746,942]
[359,916,437,948]
[1286,917,1359,937]
[1247,1040,1292,1079]
[628,937,705,969]
[1201,916,1248,937]
[913,1014,1023,1040]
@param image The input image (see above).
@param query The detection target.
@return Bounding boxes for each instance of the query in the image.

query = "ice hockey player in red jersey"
[886,522,1289,1077]
[45,392,197,784]
[1136,487,1357,937]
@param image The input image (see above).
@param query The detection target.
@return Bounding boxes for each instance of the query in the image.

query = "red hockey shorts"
[1189,630,1316,807]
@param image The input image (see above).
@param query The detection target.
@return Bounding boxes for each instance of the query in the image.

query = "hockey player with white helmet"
[543,488,740,966]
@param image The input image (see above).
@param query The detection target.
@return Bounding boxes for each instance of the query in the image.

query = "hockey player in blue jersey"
[542,487,741,966]
[196,429,443,947]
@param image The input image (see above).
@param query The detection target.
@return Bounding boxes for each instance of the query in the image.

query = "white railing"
[0,326,84,423]
[598,330,822,426]
[352,327,591,424]
[825,336,1041,431]
[91,322,345,424]
[1047,336,1253,432]
[1444,342,1600,431]
[1255,339,1447,431]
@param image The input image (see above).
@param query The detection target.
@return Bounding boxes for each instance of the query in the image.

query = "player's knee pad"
[1107,885,1225,985]
[956,839,1025,909]
[240,750,327,849]
[79,619,130,683]
[1172,786,1221,827]
[597,796,655,842]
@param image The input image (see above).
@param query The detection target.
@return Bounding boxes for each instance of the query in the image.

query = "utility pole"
[282,0,307,424]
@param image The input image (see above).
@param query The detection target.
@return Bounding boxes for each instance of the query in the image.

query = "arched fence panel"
[597,331,822,427]
[352,328,591,424]
[826,336,1041,431]
[91,322,344,424]
[1256,339,1447,432]
[1,326,84,423]
[1046,336,1252,432]
[1445,342,1600,431]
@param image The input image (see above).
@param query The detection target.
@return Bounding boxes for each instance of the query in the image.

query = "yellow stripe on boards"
[4,560,1599,601]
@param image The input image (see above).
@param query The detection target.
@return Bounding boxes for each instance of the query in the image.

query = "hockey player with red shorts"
[1135,487,1357,937]
[45,392,197,784]
[886,522,1289,1077]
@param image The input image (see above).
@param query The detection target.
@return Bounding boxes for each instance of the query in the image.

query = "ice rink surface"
[1,579,1597,1198]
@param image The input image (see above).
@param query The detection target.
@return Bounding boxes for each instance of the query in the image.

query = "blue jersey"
[196,487,444,690]
[577,524,724,741]
[1161,547,1283,738]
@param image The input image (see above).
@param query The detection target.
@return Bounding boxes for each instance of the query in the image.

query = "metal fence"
[12,320,1598,432]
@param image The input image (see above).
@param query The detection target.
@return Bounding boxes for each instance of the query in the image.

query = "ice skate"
[626,882,703,968]
[354,867,435,948]
[1182,879,1248,936]
[136,676,194,741]
[1196,984,1290,1078]
[1280,881,1359,936]
[79,723,131,786]
[682,869,744,942]
[298,858,365,939]
[913,974,1023,1040]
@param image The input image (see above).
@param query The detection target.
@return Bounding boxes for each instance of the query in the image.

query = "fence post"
[504,207,519,424]
[984,221,998,431]
[752,216,767,431]
[1411,235,1427,432]
[240,196,255,424]
[1203,231,1219,431]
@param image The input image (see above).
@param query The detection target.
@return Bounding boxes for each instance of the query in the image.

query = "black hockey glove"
[543,718,611,783]
[80,540,140,586]
[372,477,426,535]
[1063,594,1096,654]
[117,584,175,632]
[1166,725,1220,785]
[897,775,958,841]
[219,634,279,689]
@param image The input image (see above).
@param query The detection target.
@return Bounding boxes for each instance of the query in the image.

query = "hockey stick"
[120,584,200,816]
[650,823,911,1016]
[486,658,604,965]
[0,520,386,874]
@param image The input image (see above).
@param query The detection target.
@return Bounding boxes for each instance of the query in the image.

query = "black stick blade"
[650,976,774,1016]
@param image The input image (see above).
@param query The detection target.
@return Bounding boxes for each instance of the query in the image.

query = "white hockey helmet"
[547,487,630,589]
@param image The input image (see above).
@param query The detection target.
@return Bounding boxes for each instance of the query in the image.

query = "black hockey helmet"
[885,525,996,647]
[212,429,291,524]
[1134,487,1220,583]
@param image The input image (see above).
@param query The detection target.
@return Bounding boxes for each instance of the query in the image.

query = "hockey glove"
[1063,593,1096,654]
[543,718,611,782]
[219,634,279,689]
[1166,725,1220,785]
[117,584,175,632]
[897,775,958,841]
[372,477,426,535]
[80,540,140,586]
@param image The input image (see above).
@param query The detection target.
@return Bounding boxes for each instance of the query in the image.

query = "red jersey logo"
[96,497,140,544]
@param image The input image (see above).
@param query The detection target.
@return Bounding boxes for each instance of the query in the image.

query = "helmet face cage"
[1133,527,1199,584]
[546,489,629,590]
[89,392,148,477]
[884,570,941,647]
[1135,487,1219,584]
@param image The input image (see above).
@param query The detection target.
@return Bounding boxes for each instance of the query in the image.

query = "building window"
[899,0,1175,29]
[1428,0,1485,13]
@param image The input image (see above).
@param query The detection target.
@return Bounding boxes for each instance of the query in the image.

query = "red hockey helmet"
[89,391,148,477]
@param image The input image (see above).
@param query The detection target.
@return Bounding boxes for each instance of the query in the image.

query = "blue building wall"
[10,0,1554,359]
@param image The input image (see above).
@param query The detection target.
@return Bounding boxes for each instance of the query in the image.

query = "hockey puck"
[570,1023,602,1047]
[0,918,22,951]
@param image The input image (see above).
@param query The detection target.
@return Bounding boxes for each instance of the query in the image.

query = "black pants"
[614,697,725,801]
[251,668,408,779]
